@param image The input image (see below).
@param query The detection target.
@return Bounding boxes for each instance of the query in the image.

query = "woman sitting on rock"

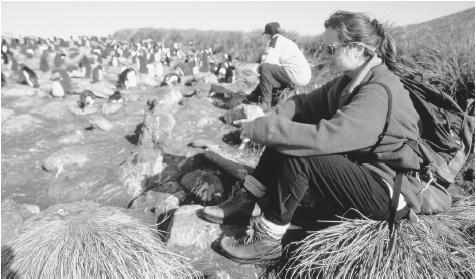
[201,11,421,263]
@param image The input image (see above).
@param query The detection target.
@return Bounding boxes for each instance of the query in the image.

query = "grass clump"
[280,198,475,278]
[1,207,199,279]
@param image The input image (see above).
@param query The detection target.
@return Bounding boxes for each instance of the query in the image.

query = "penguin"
[110,55,119,67]
[91,64,103,83]
[51,68,73,94]
[155,61,164,77]
[78,55,92,78]
[116,67,137,89]
[78,90,96,109]
[138,53,148,74]
[54,52,65,68]
[108,90,123,103]
[40,51,50,72]
[10,55,18,72]
[223,66,236,83]
[93,52,102,64]
[18,64,39,88]
[161,72,181,86]
[1,72,6,87]
[1,39,10,64]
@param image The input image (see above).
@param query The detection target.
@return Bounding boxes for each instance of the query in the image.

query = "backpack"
[400,75,474,186]
[374,75,474,223]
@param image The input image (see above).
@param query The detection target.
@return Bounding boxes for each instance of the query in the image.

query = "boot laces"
[233,218,265,246]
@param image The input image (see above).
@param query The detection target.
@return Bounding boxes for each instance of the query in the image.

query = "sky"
[1,1,475,38]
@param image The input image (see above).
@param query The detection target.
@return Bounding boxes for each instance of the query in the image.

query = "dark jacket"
[242,63,422,184]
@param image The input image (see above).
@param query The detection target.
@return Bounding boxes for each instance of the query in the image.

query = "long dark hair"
[324,11,408,76]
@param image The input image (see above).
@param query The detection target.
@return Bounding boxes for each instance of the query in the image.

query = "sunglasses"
[321,42,375,56]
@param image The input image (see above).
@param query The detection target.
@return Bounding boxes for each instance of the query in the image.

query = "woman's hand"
[232,119,253,140]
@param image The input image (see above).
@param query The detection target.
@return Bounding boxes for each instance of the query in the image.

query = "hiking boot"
[201,182,261,224]
[220,219,282,264]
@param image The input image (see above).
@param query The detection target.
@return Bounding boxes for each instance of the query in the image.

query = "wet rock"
[167,205,222,249]
[223,104,264,125]
[167,205,263,277]
[69,105,98,116]
[30,101,72,119]
[1,211,24,245]
[138,111,176,148]
[89,115,113,131]
[157,181,183,194]
[194,73,218,85]
[101,102,123,115]
[2,114,44,134]
[43,146,90,178]
[154,88,183,109]
[119,148,165,198]
[2,85,37,96]
[1,107,15,123]
[89,81,115,97]
[25,202,101,225]
[2,198,40,219]
[173,190,188,204]
[58,130,84,144]
[1,199,40,245]
[180,169,224,204]
[47,171,130,206]
[130,191,179,218]
[9,96,44,109]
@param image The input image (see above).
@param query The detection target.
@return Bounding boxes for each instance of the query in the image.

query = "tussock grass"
[280,198,475,279]
[1,207,199,279]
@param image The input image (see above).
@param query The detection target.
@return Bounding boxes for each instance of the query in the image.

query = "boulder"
[223,104,264,125]
[156,181,183,194]
[1,199,40,245]
[2,85,37,96]
[89,115,113,131]
[180,169,224,204]
[1,107,15,123]
[138,111,176,148]
[30,101,72,119]
[119,148,165,198]
[42,146,91,178]
[69,105,98,116]
[2,114,44,134]
[130,191,179,218]
[58,130,84,144]
[154,88,183,109]
[101,102,123,115]
[167,205,263,278]
[8,96,44,109]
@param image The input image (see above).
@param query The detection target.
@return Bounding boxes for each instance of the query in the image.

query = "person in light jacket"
[202,11,421,263]
[246,22,311,109]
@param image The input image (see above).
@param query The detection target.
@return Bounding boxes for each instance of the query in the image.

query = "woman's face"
[321,28,362,74]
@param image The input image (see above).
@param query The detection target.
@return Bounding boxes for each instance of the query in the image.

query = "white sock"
[259,215,289,240]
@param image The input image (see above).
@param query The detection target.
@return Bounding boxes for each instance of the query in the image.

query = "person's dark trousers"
[251,148,406,226]
[248,63,293,107]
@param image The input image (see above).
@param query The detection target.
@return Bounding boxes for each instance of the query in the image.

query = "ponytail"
[326,11,416,77]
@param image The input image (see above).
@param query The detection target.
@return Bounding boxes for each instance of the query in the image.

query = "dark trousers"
[250,63,293,107]
[252,148,401,225]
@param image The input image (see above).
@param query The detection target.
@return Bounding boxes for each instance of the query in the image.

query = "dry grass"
[1,207,199,279]
[280,198,475,279]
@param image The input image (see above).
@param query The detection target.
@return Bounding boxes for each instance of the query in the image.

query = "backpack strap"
[370,82,393,153]
[371,82,402,234]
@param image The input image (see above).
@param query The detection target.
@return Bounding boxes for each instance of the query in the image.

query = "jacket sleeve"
[242,84,389,157]
[275,79,335,122]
